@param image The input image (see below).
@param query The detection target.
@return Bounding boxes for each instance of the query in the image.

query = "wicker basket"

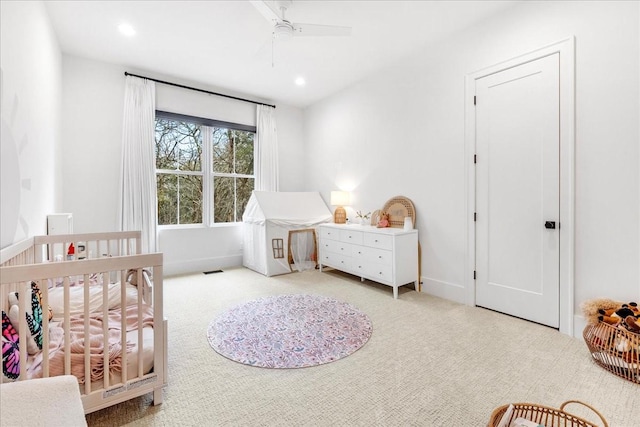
[488,400,608,427]
[583,321,640,384]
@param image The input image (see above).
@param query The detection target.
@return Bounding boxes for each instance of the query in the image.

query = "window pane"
[213,176,235,223]
[157,174,202,225]
[157,174,177,225]
[155,119,201,171]
[212,128,233,173]
[179,175,203,224]
[234,130,254,175]
[211,128,254,174]
[236,177,254,220]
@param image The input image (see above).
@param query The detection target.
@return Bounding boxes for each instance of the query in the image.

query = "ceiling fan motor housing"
[273,21,294,38]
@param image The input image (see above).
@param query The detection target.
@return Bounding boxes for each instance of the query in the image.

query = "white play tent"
[242,191,333,276]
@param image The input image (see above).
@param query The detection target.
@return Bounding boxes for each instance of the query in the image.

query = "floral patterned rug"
[207,294,373,368]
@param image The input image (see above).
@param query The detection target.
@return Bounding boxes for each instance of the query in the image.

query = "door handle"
[544,221,556,229]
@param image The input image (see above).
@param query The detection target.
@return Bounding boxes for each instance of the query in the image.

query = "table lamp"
[331,191,350,224]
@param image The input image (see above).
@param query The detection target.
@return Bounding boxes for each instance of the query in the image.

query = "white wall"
[60,55,305,275]
[303,0,640,333]
[61,56,125,234]
[0,1,62,248]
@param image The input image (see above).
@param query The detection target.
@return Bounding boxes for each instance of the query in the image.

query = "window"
[155,112,255,226]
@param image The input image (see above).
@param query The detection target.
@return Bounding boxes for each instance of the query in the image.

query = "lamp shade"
[330,191,350,206]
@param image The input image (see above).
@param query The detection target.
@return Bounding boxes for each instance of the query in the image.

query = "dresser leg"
[393,286,398,299]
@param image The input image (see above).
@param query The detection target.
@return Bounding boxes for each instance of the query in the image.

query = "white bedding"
[47,282,139,321]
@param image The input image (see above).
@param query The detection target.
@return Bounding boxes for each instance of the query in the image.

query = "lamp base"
[334,206,347,224]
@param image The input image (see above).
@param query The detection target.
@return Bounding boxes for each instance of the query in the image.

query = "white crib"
[0,231,167,414]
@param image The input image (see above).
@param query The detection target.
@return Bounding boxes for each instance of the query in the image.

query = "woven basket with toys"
[581,299,640,384]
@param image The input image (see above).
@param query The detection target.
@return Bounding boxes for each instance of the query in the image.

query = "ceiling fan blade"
[249,0,282,24]
[292,23,352,37]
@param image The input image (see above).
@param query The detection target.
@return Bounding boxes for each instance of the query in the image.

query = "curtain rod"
[124,72,276,109]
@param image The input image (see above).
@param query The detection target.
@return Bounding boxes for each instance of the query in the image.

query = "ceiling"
[45,1,518,108]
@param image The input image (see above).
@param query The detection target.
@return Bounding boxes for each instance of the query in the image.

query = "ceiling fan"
[250,0,352,65]
[250,0,352,38]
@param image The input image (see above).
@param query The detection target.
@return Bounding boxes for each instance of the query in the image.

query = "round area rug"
[207,294,372,368]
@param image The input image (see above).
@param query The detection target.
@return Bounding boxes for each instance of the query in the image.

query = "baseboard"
[164,254,242,277]
[573,314,587,341]
[420,276,466,305]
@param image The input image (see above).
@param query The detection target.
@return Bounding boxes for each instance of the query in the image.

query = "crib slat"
[84,271,91,395]
[120,269,128,384]
[64,276,71,375]
[40,279,50,378]
[137,268,144,378]
[102,271,109,389]
[17,281,28,381]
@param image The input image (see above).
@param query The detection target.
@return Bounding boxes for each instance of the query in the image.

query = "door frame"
[464,37,575,336]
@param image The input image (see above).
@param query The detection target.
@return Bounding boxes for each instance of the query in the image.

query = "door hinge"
[474,212,477,222]
[473,95,477,105]
[473,270,476,280]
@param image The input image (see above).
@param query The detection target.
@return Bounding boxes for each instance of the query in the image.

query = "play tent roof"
[242,191,333,226]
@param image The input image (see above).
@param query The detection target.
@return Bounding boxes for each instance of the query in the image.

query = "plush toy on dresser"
[376,211,390,228]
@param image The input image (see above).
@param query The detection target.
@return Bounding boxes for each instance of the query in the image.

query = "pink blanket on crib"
[31,304,154,384]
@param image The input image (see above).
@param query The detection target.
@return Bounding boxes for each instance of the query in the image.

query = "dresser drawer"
[352,245,392,266]
[319,227,339,240]
[363,233,393,250]
[364,247,392,266]
[340,229,363,245]
[319,239,339,255]
[363,262,393,283]
[320,252,351,270]
[351,245,367,260]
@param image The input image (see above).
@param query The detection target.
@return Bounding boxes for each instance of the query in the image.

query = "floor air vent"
[203,270,223,275]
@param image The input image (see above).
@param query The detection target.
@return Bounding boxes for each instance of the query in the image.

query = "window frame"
[155,110,256,228]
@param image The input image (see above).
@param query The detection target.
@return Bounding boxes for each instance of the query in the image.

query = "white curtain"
[119,76,157,253]
[255,105,279,191]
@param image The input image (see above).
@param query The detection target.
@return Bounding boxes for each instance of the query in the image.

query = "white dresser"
[318,224,419,299]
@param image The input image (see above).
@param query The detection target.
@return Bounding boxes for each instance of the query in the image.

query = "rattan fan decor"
[488,400,608,427]
[381,196,416,229]
[370,209,381,226]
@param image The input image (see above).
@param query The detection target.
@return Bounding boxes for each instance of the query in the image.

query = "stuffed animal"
[377,211,390,228]
[581,298,623,325]
[624,316,640,334]
[7,282,52,355]
[598,302,638,325]
[1,310,20,381]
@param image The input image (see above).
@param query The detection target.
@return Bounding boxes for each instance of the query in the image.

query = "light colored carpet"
[85,267,638,426]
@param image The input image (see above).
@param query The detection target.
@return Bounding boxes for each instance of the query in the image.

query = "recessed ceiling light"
[295,77,306,86]
[118,23,136,37]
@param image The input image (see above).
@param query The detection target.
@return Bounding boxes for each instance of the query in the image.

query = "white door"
[475,53,560,328]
